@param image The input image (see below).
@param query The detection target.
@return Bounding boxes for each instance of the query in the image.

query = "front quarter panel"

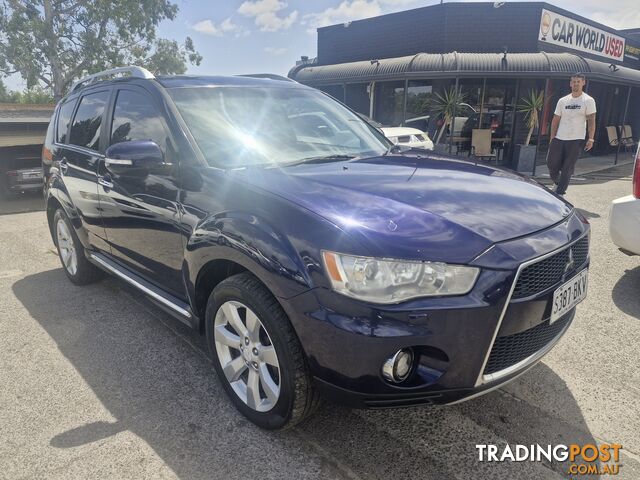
[179,166,365,309]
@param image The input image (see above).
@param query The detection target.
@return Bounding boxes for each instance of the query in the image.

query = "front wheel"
[205,273,320,429]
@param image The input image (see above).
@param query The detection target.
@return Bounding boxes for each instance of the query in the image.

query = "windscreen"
[169,86,390,168]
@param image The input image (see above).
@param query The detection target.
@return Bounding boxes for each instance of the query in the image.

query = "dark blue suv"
[43,67,589,429]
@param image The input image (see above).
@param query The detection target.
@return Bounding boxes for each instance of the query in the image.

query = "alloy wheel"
[214,300,281,412]
[56,219,78,276]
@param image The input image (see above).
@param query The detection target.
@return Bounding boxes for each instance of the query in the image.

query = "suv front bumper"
[279,214,589,408]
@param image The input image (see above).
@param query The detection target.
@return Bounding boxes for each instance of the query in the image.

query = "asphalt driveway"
[1,172,639,479]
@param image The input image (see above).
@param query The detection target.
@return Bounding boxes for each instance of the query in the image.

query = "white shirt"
[554,92,596,141]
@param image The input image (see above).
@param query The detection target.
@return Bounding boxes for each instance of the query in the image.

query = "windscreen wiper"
[385,144,411,155]
[277,154,356,168]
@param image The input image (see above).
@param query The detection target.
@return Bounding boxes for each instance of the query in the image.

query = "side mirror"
[104,140,164,174]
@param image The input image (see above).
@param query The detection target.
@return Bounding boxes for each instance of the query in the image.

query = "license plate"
[22,172,42,179]
[550,269,588,323]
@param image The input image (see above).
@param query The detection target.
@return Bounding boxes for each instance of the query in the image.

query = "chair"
[621,125,637,152]
[471,129,497,163]
[606,126,620,147]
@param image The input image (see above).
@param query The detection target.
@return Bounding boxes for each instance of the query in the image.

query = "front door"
[98,86,185,297]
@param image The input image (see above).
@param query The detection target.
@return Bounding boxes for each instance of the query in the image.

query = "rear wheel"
[53,209,103,285]
[205,273,320,429]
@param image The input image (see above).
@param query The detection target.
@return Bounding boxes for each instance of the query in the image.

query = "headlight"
[322,251,480,304]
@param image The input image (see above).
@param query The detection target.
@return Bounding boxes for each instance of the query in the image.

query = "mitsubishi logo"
[564,248,575,274]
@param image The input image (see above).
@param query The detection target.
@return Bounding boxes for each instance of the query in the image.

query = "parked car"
[44,67,589,430]
[381,126,434,151]
[609,144,640,255]
[0,155,43,197]
[356,114,433,151]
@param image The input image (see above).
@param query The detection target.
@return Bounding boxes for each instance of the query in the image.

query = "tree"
[0,78,54,103]
[430,87,467,144]
[0,0,202,101]
[517,89,544,146]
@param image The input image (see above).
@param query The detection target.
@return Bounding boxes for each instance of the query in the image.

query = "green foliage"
[517,89,544,146]
[0,0,202,100]
[0,79,54,103]
[430,86,467,144]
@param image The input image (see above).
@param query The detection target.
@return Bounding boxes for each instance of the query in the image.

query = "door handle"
[98,174,114,189]
[59,158,68,174]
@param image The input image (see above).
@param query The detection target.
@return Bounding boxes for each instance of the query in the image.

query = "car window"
[56,99,76,144]
[110,90,169,154]
[68,90,110,151]
[169,86,389,168]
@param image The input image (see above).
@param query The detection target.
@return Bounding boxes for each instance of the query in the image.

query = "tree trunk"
[43,0,64,101]
[525,125,534,146]
[435,118,450,144]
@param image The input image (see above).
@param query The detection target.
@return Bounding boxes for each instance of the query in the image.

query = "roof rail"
[69,66,155,93]
[237,73,297,83]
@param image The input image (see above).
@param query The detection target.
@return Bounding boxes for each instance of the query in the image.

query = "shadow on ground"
[13,268,607,479]
[0,191,45,215]
[612,266,640,320]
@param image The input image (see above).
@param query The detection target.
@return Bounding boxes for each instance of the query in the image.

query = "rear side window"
[56,99,76,144]
[110,90,168,151]
[68,90,110,151]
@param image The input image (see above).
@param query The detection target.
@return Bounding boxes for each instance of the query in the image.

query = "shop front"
[289,2,640,172]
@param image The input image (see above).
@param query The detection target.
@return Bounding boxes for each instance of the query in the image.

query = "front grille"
[483,313,572,376]
[512,236,589,299]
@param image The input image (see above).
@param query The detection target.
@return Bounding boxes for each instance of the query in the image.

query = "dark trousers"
[546,139,584,194]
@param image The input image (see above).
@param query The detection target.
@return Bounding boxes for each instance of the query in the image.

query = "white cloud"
[238,0,298,32]
[192,20,222,36]
[192,18,247,37]
[264,46,288,55]
[302,1,384,33]
[590,9,640,30]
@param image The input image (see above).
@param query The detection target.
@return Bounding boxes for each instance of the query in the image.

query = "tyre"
[52,208,103,285]
[205,272,320,429]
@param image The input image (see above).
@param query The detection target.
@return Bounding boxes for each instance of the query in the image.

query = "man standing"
[547,73,597,195]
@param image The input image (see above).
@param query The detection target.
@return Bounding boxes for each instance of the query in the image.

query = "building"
[0,104,54,196]
[288,1,640,170]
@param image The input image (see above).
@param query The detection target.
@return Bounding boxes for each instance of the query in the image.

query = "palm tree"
[430,86,467,144]
[517,89,544,146]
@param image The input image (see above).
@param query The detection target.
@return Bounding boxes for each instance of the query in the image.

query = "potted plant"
[514,89,544,174]
[430,86,467,153]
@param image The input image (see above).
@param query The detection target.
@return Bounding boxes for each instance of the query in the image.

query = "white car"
[609,145,640,255]
[381,127,434,151]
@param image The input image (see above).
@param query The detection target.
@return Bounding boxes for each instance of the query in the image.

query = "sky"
[4,0,639,91]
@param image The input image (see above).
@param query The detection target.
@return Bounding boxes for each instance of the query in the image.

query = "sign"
[625,44,640,61]
[539,9,625,62]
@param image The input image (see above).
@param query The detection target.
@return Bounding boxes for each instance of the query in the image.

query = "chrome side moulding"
[88,252,193,320]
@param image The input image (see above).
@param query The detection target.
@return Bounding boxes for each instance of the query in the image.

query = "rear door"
[98,86,185,297]
[55,90,111,250]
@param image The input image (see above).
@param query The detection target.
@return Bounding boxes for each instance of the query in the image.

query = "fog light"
[382,348,414,383]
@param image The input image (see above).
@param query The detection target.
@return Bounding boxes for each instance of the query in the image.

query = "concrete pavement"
[1,172,639,479]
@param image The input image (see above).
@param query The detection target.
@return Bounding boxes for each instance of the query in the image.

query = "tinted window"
[69,91,110,150]
[110,90,168,149]
[56,99,76,144]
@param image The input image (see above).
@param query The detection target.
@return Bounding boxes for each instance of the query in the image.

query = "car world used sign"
[539,9,625,62]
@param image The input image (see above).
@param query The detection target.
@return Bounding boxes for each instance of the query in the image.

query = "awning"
[289,52,640,86]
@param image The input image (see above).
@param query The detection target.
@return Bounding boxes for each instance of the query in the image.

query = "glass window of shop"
[455,78,484,138]
[318,84,345,103]
[373,81,405,126]
[345,83,371,117]
[404,79,455,141]
[512,78,547,148]
[483,79,517,139]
